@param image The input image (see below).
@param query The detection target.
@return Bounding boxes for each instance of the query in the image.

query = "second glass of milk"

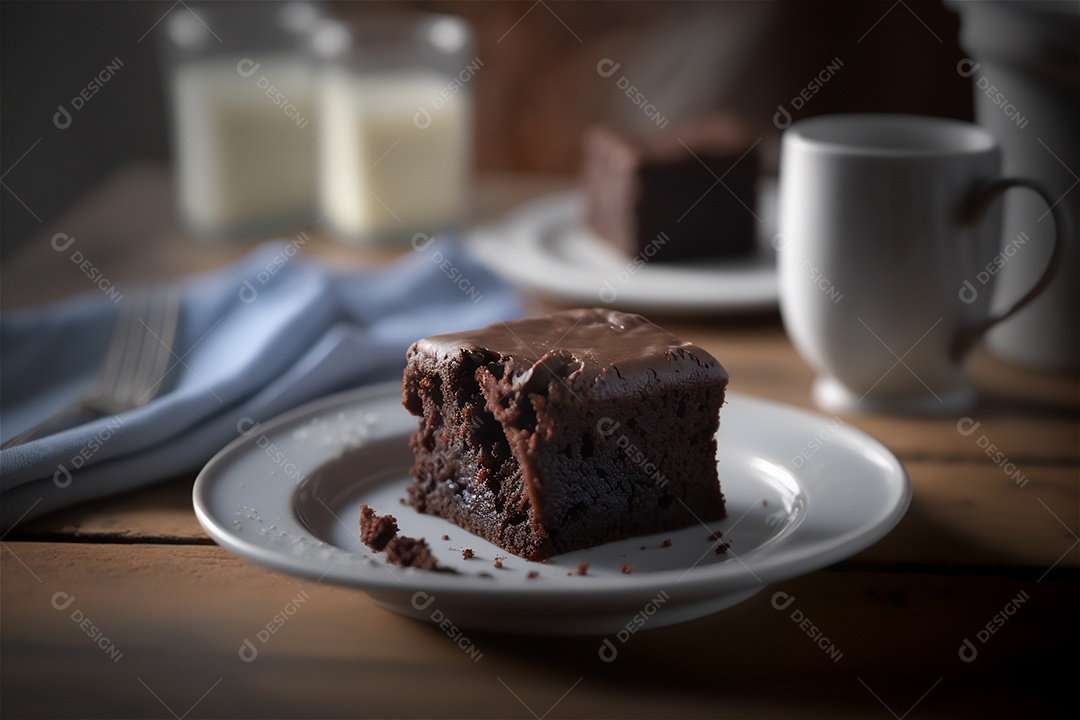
[311,14,476,246]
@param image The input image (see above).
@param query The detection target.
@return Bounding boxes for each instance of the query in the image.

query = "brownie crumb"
[762,499,768,507]
[493,560,503,569]
[620,564,634,574]
[577,562,590,576]
[707,531,724,541]
[714,542,731,555]
[661,539,672,548]
[441,534,450,541]
[359,504,398,551]
[385,536,442,570]
[462,548,474,560]
[398,497,407,505]
[640,545,647,551]
[527,570,540,579]
[359,505,455,572]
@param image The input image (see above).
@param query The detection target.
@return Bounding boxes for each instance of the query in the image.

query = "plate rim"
[194,383,910,599]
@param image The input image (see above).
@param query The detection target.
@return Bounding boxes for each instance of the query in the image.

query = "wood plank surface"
[2,543,1076,719]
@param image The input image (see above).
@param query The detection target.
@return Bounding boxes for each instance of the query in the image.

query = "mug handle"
[951,177,1071,362]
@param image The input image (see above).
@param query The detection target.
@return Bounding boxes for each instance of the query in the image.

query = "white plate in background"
[466,181,778,314]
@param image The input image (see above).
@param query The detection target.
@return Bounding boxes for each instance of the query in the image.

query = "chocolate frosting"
[408,308,727,396]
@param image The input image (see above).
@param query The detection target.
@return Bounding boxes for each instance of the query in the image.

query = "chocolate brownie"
[583,115,758,262]
[402,308,728,561]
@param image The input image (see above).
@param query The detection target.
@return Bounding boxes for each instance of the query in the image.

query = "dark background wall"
[2,2,171,258]
[1,0,972,259]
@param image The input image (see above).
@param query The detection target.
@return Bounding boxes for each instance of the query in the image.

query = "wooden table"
[3,164,1077,718]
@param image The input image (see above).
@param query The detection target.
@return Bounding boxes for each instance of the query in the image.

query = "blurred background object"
[312,12,475,245]
[951,0,1079,371]
[1,0,975,258]
[162,1,325,240]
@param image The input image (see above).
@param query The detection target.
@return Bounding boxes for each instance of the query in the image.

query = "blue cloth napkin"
[0,239,523,530]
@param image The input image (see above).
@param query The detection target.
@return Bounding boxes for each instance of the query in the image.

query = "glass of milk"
[161,2,324,241]
[310,14,476,246]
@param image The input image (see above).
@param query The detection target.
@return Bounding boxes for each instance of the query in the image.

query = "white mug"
[776,114,1067,415]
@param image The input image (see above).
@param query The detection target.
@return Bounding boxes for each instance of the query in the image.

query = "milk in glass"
[161,3,323,240]
[172,57,316,237]
[317,68,469,242]
[311,15,475,245]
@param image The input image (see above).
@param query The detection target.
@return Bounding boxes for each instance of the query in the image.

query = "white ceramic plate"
[465,181,778,314]
[194,383,909,636]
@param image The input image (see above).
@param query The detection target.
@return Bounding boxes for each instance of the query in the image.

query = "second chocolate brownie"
[583,115,759,262]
